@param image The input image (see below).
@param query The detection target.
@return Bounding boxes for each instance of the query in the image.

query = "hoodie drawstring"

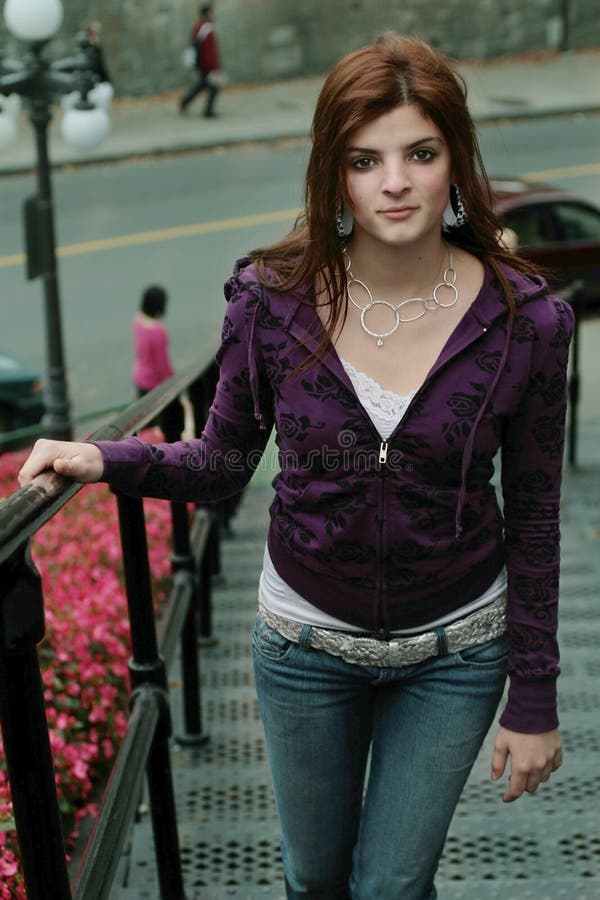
[247,299,267,431]
[454,317,513,539]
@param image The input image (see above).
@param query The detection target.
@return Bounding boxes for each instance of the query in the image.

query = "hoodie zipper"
[371,320,494,633]
[376,443,388,634]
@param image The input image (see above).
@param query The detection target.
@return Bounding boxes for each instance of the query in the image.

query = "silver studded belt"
[258,593,507,668]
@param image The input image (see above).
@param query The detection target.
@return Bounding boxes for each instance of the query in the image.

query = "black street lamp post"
[0,1,110,440]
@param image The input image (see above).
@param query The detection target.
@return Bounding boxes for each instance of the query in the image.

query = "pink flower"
[88,706,107,724]
[70,760,89,782]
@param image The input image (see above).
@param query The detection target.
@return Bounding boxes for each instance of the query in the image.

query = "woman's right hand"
[18,439,104,486]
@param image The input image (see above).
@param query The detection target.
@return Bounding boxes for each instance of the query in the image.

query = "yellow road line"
[521,161,600,182]
[0,206,300,270]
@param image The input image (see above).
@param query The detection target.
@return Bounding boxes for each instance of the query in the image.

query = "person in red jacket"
[179,3,222,118]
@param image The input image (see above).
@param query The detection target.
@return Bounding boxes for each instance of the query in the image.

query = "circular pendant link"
[360,301,401,345]
[433,280,458,307]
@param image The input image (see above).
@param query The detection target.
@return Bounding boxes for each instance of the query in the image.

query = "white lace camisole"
[259,357,507,634]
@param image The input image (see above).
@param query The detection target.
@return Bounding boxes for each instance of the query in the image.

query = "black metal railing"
[565,280,584,468]
[0,354,233,900]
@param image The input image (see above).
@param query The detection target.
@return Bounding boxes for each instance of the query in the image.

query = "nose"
[381,160,410,194]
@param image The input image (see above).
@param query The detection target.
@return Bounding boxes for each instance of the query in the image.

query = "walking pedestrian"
[19,34,572,900]
[79,21,112,87]
[132,285,184,439]
[179,3,222,118]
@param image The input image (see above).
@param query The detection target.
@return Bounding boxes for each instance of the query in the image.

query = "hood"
[469,265,550,329]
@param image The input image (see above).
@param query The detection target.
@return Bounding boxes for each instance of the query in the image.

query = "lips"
[377,206,417,220]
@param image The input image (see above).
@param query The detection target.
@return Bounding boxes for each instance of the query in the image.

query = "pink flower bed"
[0,434,175,897]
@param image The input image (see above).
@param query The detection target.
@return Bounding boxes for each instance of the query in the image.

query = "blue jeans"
[252,614,509,900]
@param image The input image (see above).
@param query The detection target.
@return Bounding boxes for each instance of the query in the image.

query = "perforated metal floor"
[112,424,600,899]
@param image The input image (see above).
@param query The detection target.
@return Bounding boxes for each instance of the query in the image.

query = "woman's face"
[343,103,453,250]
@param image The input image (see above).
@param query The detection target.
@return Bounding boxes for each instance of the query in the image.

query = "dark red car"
[491,177,600,312]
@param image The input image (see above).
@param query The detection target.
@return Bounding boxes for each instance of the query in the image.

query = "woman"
[19,35,572,900]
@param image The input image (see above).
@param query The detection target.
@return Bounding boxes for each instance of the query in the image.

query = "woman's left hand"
[491,726,562,803]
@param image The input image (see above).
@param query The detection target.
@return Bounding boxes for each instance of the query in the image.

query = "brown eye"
[352,156,374,169]
[412,148,435,162]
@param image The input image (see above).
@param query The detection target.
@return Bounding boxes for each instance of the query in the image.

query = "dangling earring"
[442,184,468,231]
[336,199,354,239]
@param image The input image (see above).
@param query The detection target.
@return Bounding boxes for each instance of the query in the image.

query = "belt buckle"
[366,629,394,642]
[369,628,398,644]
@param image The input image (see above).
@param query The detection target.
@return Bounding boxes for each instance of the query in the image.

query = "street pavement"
[0,48,599,174]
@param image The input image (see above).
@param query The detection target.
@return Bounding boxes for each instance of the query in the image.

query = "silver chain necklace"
[344,244,458,347]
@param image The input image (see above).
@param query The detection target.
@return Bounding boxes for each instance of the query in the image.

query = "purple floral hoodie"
[96,257,574,734]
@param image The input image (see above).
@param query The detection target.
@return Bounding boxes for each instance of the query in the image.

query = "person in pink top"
[133,285,184,437]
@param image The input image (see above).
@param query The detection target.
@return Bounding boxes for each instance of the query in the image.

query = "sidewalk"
[113,421,600,899]
[0,48,599,175]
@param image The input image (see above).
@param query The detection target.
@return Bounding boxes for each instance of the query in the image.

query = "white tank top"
[259,357,507,633]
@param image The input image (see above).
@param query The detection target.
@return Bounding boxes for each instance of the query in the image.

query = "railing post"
[567,281,584,468]
[115,493,187,900]
[161,388,208,745]
[0,545,72,900]
[170,499,209,746]
[188,362,218,442]
[210,504,223,581]
[188,368,221,643]
[196,515,215,643]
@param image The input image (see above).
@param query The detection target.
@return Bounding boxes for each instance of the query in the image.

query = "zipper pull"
[379,440,388,465]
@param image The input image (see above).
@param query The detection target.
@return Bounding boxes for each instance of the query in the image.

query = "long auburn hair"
[250,34,536,341]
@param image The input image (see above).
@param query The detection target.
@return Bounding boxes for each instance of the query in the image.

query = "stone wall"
[1,0,598,96]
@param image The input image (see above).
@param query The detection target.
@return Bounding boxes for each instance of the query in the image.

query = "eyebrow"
[346,136,444,154]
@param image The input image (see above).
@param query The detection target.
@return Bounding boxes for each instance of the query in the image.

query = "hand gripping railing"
[0,355,232,900]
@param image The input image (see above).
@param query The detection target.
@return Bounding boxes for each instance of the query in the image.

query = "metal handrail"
[72,688,161,900]
[0,353,224,900]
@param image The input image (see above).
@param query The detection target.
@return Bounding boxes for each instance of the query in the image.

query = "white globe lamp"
[3,0,64,42]
[61,105,110,151]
